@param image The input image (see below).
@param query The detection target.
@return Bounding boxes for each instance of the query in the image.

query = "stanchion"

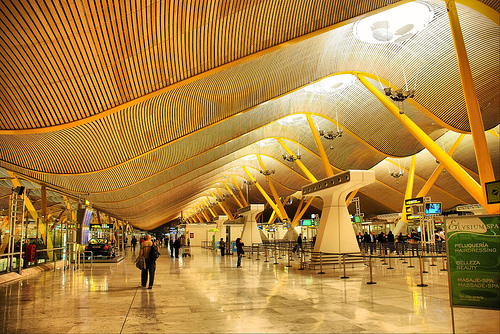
[317,252,324,274]
[387,253,394,270]
[382,249,387,265]
[422,256,428,273]
[417,254,428,287]
[440,256,447,271]
[273,245,279,265]
[264,247,269,263]
[408,255,415,268]
[256,245,260,261]
[286,248,292,268]
[366,254,376,284]
[341,254,349,279]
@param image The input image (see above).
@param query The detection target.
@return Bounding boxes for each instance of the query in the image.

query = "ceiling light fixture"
[353,2,434,44]
[282,154,301,162]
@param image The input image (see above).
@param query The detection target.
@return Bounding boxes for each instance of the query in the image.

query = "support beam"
[7,171,54,258]
[417,134,465,197]
[256,155,289,221]
[291,197,315,228]
[306,113,334,177]
[345,189,359,206]
[401,155,417,222]
[242,166,284,221]
[276,138,318,182]
[216,189,235,220]
[356,74,495,212]
[223,182,243,208]
[231,176,249,207]
[202,198,217,218]
[446,0,496,205]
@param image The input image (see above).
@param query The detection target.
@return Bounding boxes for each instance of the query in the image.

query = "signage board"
[405,197,424,206]
[485,180,500,204]
[445,215,500,310]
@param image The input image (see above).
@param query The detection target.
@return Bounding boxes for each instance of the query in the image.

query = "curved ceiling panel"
[0,0,498,229]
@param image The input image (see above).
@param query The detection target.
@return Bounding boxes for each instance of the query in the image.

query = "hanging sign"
[445,215,500,310]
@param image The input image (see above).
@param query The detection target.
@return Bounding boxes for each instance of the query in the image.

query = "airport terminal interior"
[0,0,499,333]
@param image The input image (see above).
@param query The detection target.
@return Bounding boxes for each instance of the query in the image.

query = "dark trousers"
[170,246,174,257]
[175,248,179,258]
[220,247,225,256]
[237,253,243,267]
[141,261,156,287]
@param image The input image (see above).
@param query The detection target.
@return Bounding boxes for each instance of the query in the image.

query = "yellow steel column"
[345,189,359,206]
[199,204,211,222]
[8,171,54,259]
[256,155,289,221]
[276,138,318,182]
[216,189,235,220]
[305,114,334,177]
[357,74,495,212]
[202,198,217,218]
[242,166,284,221]
[223,182,244,208]
[231,176,249,207]
[446,0,496,204]
[291,197,315,228]
[401,155,417,222]
[417,134,465,197]
[211,191,233,219]
[291,197,305,224]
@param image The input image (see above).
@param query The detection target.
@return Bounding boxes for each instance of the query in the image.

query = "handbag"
[135,255,146,270]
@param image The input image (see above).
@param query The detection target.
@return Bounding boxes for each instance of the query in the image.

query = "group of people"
[218,237,245,267]
[357,230,425,255]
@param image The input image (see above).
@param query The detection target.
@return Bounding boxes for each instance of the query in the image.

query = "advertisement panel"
[445,215,500,310]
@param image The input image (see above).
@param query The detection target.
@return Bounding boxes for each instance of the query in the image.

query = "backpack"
[149,244,160,261]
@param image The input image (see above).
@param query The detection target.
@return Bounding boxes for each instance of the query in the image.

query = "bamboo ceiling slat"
[0,0,498,228]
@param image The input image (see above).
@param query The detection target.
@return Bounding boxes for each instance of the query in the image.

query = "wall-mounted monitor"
[301,219,312,226]
[354,215,361,223]
[425,202,442,215]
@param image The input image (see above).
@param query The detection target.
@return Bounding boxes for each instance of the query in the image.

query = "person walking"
[236,238,244,268]
[219,238,225,256]
[131,235,137,252]
[139,235,156,289]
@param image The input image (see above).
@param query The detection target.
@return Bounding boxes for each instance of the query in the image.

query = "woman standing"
[236,238,244,268]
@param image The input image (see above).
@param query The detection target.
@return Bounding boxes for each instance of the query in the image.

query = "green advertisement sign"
[446,215,500,310]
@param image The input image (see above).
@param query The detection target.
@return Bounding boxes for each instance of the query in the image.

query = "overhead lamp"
[384,87,415,102]
[259,169,275,176]
[282,154,301,162]
[319,129,343,140]
[244,180,256,186]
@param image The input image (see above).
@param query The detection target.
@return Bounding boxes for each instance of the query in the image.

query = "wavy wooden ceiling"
[0,0,499,229]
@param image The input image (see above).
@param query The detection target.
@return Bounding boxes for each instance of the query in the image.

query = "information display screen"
[425,202,442,215]
[301,219,312,226]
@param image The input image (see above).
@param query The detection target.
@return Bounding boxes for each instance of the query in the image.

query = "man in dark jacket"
[236,238,244,267]
[173,237,181,258]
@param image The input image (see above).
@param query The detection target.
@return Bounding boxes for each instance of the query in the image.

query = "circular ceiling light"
[304,74,356,95]
[256,138,278,147]
[277,114,307,126]
[353,1,433,44]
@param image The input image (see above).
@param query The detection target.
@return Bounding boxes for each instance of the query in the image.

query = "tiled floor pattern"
[0,247,498,333]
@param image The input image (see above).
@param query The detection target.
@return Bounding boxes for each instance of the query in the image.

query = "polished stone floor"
[0,246,498,333]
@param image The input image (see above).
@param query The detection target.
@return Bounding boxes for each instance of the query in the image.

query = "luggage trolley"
[182,246,191,257]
